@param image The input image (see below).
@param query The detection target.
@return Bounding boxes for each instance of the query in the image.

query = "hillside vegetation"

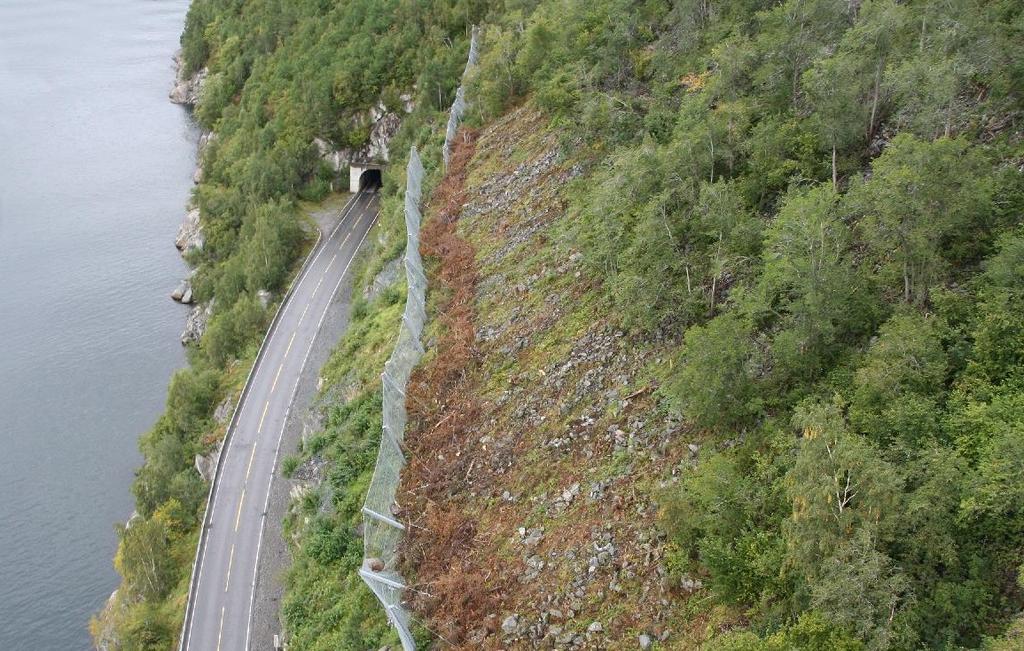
[96,0,1024,649]
[92,1,483,647]
[447,1,1024,647]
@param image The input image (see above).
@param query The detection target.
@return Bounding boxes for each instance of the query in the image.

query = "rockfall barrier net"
[358,145,423,651]
[360,28,478,650]
[442,27,480,168]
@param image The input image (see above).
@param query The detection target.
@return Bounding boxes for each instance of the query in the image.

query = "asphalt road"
[181,189,379,651]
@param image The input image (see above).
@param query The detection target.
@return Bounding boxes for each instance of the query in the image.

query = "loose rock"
[257,289,272,309]
[501,614,520,635]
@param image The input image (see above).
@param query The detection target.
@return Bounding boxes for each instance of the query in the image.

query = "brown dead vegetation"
[399,130,509,647]
[397,109,690,648]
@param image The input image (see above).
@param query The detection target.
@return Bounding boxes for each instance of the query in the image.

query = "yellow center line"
[257,401,270,434]
[234,489,246,532]
[271,362,284,394]
[216,606,225,651]
[224,544,235,592]
[245,444,257,482]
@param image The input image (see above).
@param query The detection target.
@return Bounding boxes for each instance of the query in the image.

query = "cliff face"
[395,106,692,649]
[169,52,206,106]
[313,97,412,175]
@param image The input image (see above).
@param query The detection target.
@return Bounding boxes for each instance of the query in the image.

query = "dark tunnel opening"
[359,168,382,191]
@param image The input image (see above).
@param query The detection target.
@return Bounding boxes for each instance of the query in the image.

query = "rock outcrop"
[181,302,212,345]
[171,278,193,304]
[169,51,207,107]
[311,95,413,174]
[175,207,204,253]
[91,590,125,651]
[192,131,215,184]
[194,440,222,483]
[363,256,402,300]
[213,396,234,425]
[256,289,272,309]
[313,137,348,173]
[363,102,404,162]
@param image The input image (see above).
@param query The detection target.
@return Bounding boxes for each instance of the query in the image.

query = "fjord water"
[0,0,193,647]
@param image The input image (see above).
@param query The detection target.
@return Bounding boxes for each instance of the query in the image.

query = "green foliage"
[281,454,300,478]
[758,185,877,393]
[707,611,865,651]
[665,313,758,430]
[663,430,788,606]
[785,401,907,647]
[115,517,178,603]
[849,311,948,445]
[584,1,1024,643]
[119,603,176,651]
[847,134,995,304]
[103,0,1024,647]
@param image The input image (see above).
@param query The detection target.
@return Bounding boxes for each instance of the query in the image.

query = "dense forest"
[94,0,1023,649]
[465,1,1024,648]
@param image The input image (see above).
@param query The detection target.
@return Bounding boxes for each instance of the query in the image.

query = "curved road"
[181,190,379,651]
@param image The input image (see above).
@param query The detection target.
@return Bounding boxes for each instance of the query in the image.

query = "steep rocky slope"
[397,107,696,649]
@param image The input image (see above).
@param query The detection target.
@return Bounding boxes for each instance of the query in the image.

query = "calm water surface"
[0,0,193,647]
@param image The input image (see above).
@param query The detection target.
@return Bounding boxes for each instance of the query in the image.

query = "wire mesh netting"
[359,145,424,651]
[442,27,480,168]
[360,28,478,650]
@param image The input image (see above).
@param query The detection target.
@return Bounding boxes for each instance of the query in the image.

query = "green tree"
[751,0,851,111]
[663,440,787,605]
[759,185,876,391]
[846,134,994,304]
[849,311,948,446]
[120,603,175,651]
[705,611,865,650]
[666,312,759,430]
[785,401,907,647]
[801,0,909,187]
[114,517,177,602]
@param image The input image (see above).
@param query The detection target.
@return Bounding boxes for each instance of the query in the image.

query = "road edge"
[177,193,361,651]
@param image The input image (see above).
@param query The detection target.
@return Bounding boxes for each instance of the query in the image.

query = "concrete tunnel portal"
[349,163,383,193]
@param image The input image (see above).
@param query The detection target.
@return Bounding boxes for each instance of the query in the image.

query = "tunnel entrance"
[359,168,382,191]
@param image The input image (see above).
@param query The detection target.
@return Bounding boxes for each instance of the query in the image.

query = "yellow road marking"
[245,444,257,482]
[257,401,270,434]
[224,544,235,592]
[271,362,284,393]
[216,606,225,651]
[234,489,246,533]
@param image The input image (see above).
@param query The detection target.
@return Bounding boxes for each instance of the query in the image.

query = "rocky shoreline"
[93,49,209,651]
[168,51,211,343]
